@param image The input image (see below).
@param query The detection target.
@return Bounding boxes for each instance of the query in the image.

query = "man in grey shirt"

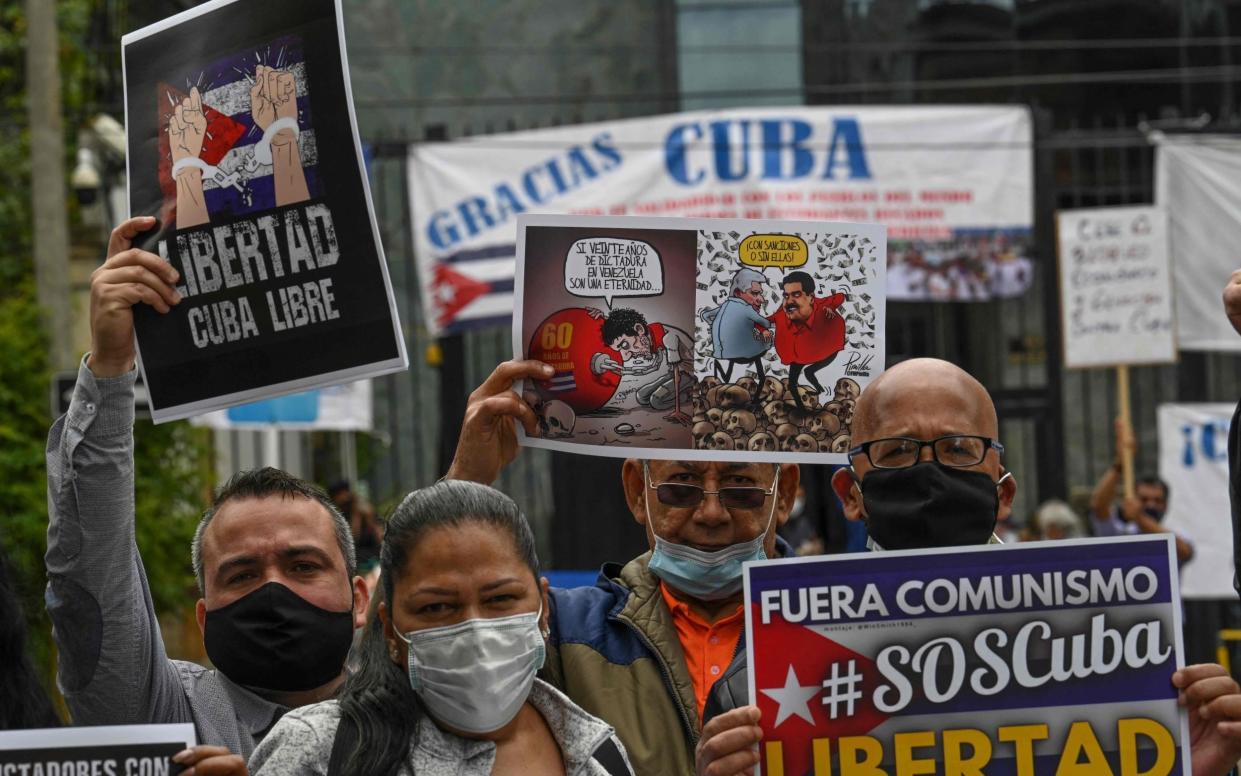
[45,216,369,759]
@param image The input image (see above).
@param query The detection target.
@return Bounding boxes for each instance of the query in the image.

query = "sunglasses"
[647,480,776,510]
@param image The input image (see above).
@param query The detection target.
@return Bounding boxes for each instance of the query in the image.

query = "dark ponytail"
[337,480,540,776]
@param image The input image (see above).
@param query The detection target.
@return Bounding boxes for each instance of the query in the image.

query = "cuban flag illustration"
[744,536,1187,776]
[157,34,320,224]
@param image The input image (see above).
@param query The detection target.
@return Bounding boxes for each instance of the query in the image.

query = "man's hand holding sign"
[88,216,181,377]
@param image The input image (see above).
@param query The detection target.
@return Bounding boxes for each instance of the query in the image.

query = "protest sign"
[0,723,195,774]
[1056,206,1176,369]
[514,214,886,463]
[744,535,1188,776]
[122,0,407,423]
[1158,402,1235,599]
[410,106,1032,335]
[1155,135,1241,352]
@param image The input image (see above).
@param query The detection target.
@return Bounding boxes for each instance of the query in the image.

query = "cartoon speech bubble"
[564,237,664,308]
[739,234,809,269]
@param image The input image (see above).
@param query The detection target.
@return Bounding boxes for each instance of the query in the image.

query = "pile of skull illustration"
[690,376,859,453]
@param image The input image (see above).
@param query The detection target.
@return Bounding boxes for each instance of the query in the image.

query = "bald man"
[695,358,1241,776]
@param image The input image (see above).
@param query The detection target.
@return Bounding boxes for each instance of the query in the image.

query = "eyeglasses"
[643,463,777,510]
[847,435,1004,470]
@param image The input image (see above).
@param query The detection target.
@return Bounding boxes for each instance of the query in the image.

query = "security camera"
[91,114,126,158]
[72,147,101,206]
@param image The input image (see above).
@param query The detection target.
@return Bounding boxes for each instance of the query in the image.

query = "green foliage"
[0,1,213,704]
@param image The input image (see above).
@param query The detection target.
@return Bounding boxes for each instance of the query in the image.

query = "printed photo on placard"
[122,0,407,422]
[513,214,886,464]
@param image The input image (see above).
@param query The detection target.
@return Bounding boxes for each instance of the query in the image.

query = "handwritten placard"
[1057,206,1176,368]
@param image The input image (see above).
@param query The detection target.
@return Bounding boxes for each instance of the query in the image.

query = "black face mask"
[859,462,1004,551]
[204,581,354,692]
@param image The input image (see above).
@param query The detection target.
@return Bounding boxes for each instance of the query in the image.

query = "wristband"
[171,157,209,179]
[253,117,300,166]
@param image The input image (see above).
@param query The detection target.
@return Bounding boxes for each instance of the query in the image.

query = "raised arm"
[45,216,190,726]
[444,359,553,484]
[1090,418,1133,522]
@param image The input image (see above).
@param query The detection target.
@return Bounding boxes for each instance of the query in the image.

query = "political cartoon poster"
[744,535,1188,776]
[0,724,195,772]
[514,214,886,463]
[122,0,407,423]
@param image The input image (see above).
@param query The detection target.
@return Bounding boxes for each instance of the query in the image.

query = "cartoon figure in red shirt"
[589,307,695,427]
[766,270,846,411]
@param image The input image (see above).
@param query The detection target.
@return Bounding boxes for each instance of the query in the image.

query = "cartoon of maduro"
[589,307,695,426]
[169,65,309,229]
[766,270,846,411]
[699,267,777,385]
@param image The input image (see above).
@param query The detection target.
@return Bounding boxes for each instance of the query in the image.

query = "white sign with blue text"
[410,106,1033,335]
[1158,402,1235,598]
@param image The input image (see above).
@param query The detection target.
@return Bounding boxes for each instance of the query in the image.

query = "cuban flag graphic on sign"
[157,34,321,226]
[744,537,1188,776]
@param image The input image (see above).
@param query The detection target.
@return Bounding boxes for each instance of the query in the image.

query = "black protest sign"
[0,744,183,776]
[122,0,406,422]
[0,724,196,776]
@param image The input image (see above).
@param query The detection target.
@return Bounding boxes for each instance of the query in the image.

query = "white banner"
[1158,402,1235,598]
[410,106,1033,336]
[1056,205,1176,368]
[1155,135,1241,352]
[191,379,371,430]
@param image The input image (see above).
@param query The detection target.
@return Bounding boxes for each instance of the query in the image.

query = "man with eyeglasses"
[695,357,1241,776]
[445,359,800,776]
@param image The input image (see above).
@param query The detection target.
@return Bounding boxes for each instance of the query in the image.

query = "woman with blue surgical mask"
[250,480,633,776]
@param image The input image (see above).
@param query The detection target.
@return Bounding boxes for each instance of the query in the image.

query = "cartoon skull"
[706,406,723,426]
[837,399,855,426]
[541,400,576,438]
[834,377,861,402]
[747,431,776,452]
[722,408,757,437]
[736,376,758,395]
[831,434,852,453]
[774,423,799,450]
[758,376,785,404]
[795,385,821,411]
[692,421,716,448]
[808,412,841,440]
[794,433,818,454]
[764,401,792,428]
[818,438,833,453]
[706,431,733,451]
[718,384,751,410]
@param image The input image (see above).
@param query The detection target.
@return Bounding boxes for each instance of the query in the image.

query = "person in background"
[250,480,633,776]
[1033,499,1085,541]
[1089,417,1193,564]
[696,358,1241,776]
[0,542,60,730]
[329,481,383,594]
[446,359,799,775]
[774,486,824,556]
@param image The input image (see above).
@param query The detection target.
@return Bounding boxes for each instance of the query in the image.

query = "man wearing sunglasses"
[445,359,799,776]
[695,358,1241,776]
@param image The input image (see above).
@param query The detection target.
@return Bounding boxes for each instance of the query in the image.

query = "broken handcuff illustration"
[171,117,300,206]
